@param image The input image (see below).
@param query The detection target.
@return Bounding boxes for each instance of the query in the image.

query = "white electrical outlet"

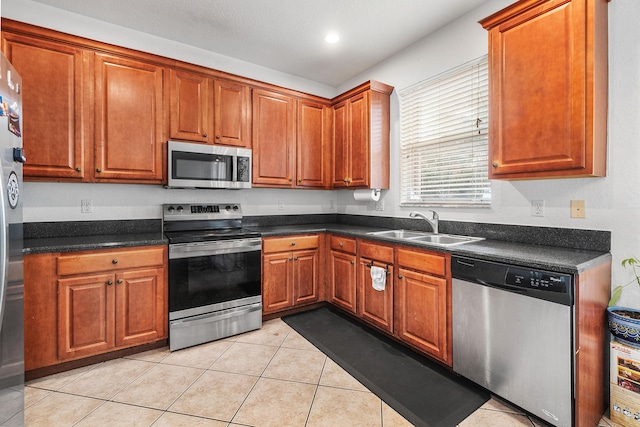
[277,200,285,211]
[532,200,544,217]
[375,200,385,211]
[81,199,93,213]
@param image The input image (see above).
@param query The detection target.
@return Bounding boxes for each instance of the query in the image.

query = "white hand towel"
[370,266,386,291]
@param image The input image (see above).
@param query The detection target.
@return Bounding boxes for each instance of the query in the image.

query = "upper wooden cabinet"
[331,81,393,189]
[297,100,331,188]
[252,89,297,186]
[1,20,390,188]
[168,69,252,147]
[252,90,331,188]
[93,53,164,182]
[2,32,87,180]
[1,22,165,184]
[480,0,608,179]
[168,70,209,143]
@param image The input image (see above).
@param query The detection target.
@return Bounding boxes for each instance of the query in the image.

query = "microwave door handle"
[232,154,238,183]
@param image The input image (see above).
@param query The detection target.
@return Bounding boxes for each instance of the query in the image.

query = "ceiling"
[29,0,490,87]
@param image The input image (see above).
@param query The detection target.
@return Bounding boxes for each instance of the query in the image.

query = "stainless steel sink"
[409,234,483,246]
[367,229,428,239]
[366,229,483,247]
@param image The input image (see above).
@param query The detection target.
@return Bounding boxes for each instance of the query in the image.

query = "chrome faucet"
[409,210,439,234]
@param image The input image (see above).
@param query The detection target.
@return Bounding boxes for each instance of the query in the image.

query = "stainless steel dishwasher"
[452,256,574,427]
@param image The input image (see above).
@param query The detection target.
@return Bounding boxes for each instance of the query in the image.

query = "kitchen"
[0,0,636,426]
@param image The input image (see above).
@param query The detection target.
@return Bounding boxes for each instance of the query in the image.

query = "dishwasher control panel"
[505,267,569,293]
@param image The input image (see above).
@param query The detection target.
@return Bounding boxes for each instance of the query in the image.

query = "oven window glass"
[172,151,234,181]
[169,250,261,313]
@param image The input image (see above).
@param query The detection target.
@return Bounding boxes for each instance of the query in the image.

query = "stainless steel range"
[163,203,262,351]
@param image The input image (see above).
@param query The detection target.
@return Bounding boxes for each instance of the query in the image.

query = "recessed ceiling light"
[325,33,340,44]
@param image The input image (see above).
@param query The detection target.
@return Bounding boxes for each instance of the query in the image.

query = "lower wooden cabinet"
[394,247,451,365]
[262,234,324,314]
[328,235,357,314]
[24,245,167,371]
[357,240,394,334]
[325,235,452,366]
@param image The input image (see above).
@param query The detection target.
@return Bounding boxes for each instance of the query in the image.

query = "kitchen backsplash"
[24,215,610,253]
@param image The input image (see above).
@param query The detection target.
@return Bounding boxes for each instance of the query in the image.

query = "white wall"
[4,1,640,304]
[24,182,337,220]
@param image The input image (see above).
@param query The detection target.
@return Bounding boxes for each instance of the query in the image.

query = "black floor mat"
[282,307,489,427]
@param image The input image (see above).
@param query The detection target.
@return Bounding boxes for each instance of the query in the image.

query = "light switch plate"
[571,200,585,218]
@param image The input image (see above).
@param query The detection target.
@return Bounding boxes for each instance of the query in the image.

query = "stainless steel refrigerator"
[0,52,25,426]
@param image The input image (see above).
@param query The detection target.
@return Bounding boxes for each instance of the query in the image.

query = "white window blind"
[399,55,490,207]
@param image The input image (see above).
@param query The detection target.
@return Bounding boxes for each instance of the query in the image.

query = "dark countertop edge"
[255,223,611,274]
[23,233,168,255]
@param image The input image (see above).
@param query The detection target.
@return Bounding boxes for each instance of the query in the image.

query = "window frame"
[399,55,491,208]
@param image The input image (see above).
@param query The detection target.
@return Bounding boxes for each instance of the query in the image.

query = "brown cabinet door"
[57,273,115,360]
[348,91,370,187]
[94,53,164,182]
[485,0,605,179]
[115,267,166,347]
[292,249,320,305]
[395,267,449,364]
[297,101,329,187]
[262,252,294,313]
[252,89,296,186]
[328,250,357,314]
[2,33,86,180]
[213,80,251,147]
[358,258,393,333]
[169,69,209,142]
[332,100,349,187]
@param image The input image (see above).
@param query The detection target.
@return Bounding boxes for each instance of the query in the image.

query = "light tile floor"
[23,318,614,427]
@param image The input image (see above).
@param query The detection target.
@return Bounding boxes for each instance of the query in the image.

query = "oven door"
[168,237,262,320]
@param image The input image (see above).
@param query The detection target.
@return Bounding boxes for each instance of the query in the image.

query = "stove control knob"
[225,205,231,211]
[167,206,175,213]
[176,206,184,212]
[232,205,239,211]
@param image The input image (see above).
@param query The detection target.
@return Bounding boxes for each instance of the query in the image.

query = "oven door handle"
[169,238,262,259]
[170,302,262,327]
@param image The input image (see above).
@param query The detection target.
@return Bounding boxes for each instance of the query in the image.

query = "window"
[399,55,490,207]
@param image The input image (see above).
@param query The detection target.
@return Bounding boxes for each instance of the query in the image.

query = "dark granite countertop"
[254,223,610,274]
[23,220,167,254]
[23,216,611,274]
[24,232,167,255]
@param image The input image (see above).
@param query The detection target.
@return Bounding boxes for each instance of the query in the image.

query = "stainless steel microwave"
[167,141,252,189]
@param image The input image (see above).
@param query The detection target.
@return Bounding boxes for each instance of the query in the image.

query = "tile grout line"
[160,337,251,425]
[303,357,327,427]
[227,322,295,425]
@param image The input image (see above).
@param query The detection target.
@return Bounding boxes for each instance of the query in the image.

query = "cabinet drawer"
[396,248,446,277]
[57,246,166,276]
[263,235,319,253]
[330,235,356,254]
[358,240,393,264]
